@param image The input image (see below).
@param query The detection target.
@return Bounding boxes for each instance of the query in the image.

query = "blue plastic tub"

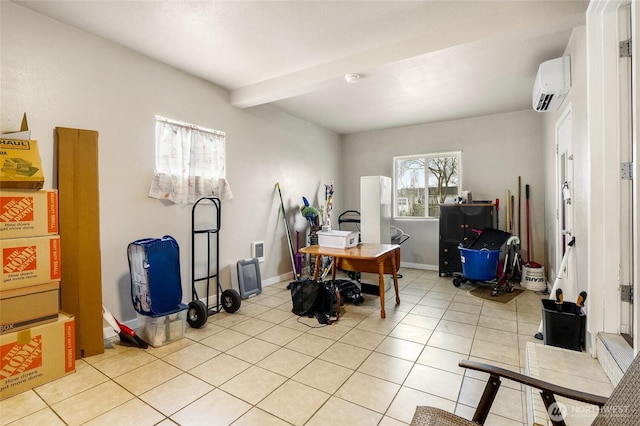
[459,247,501,281]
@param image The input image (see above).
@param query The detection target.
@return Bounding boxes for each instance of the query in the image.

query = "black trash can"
[541,299,586,351]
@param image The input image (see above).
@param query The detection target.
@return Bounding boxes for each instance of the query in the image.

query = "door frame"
[587,0,637,354]
[618,3,633,341]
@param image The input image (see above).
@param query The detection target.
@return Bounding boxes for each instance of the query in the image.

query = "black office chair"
[391,226,410,278]
[338,210,361,233]
[338,211,410,280]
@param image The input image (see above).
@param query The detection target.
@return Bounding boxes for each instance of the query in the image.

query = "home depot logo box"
[1,235,61,291]
[0,313,75,400]
[0,189,58,239]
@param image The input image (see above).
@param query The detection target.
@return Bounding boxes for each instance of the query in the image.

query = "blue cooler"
[459,247,500,281]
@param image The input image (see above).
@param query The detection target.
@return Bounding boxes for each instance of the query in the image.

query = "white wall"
[341,110,546,269]
[1,2,342,322]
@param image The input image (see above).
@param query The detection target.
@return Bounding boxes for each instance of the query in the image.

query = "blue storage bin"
[459,247,500,281]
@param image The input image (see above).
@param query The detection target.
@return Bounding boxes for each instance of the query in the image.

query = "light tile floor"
[0,269,593,425]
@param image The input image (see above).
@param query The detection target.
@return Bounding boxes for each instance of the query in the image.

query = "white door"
[556,108,576,301]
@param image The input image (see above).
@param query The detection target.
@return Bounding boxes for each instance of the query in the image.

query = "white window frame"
[393,151,461,219]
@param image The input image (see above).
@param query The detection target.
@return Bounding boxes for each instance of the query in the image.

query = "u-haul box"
[0,139,45,190]
[0,313,75,400]
[0,189,58,239]
[1,235,61,291]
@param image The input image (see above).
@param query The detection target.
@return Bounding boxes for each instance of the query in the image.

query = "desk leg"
[312,255,320,280]
[378,260,386,319]
[391,252,400,305]
[331,257,337,281]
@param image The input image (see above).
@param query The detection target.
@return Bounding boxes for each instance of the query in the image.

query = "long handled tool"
[505,190,511,232]
[510,194,515,235]
[576,291,587,308]
[102,305,148,349]
[276,182,299,280]
[518,176,522,238]
[555,288,564,309]
[525,184,531,262]
[295,231,303,276]
[534,236,575,339]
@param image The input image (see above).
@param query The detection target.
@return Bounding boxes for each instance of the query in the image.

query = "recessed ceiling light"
[344,73,360,84]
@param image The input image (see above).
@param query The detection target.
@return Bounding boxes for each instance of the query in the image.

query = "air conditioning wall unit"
[532,56,571,112]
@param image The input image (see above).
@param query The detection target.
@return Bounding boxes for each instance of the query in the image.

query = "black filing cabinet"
[439,204,495,275]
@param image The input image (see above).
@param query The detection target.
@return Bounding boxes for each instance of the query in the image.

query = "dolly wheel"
[222,289,242,313]
[452,277,461,287]
[187,300,208,328]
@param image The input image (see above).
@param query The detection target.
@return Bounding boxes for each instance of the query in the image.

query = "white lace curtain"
[148,116,233,204]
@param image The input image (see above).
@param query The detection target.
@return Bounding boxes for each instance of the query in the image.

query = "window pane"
[395,157,425,217]
[394,152,460,219]
[427,155,459,218]
[150,116,232,204]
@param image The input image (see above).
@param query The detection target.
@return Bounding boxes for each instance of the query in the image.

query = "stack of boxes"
[0,132,76,400]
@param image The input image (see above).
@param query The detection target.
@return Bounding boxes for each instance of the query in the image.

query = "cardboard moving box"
[0,189,58,239]
[0,139,45,190]
[1,235,61,291]
[1,282,60,334]
[56,127,103,359]
[0,313,75,400]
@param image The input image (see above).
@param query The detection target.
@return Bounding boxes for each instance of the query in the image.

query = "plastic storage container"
[138,306,187,347]
[541,299,585,351]
[459,247,501,281]
[317,230,359,249]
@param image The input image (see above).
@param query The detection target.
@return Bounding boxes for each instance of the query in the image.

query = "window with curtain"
[148,116,233,204]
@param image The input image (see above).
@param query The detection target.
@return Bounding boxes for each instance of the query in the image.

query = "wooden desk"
[299,243,401,318]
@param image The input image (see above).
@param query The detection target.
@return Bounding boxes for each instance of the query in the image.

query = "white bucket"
[522,266,546,291]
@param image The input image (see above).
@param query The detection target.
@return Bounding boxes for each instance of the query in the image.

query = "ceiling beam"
[230,1,587,109]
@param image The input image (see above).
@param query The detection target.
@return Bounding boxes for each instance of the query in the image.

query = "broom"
[102,305,148,349]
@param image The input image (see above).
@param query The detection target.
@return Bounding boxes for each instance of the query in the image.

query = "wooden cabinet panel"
[439,204,495,275]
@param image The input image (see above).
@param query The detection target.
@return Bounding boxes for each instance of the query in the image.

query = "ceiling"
[13,0,589,134]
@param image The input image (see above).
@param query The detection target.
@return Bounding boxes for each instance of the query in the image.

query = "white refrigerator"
[360,176,392,287]
[360,175,392,244]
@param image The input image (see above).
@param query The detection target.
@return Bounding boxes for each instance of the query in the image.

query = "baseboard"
[262,273,293,286]
[397,262,438,271]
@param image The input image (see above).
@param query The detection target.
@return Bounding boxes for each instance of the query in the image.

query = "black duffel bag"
[287,278,321,316]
